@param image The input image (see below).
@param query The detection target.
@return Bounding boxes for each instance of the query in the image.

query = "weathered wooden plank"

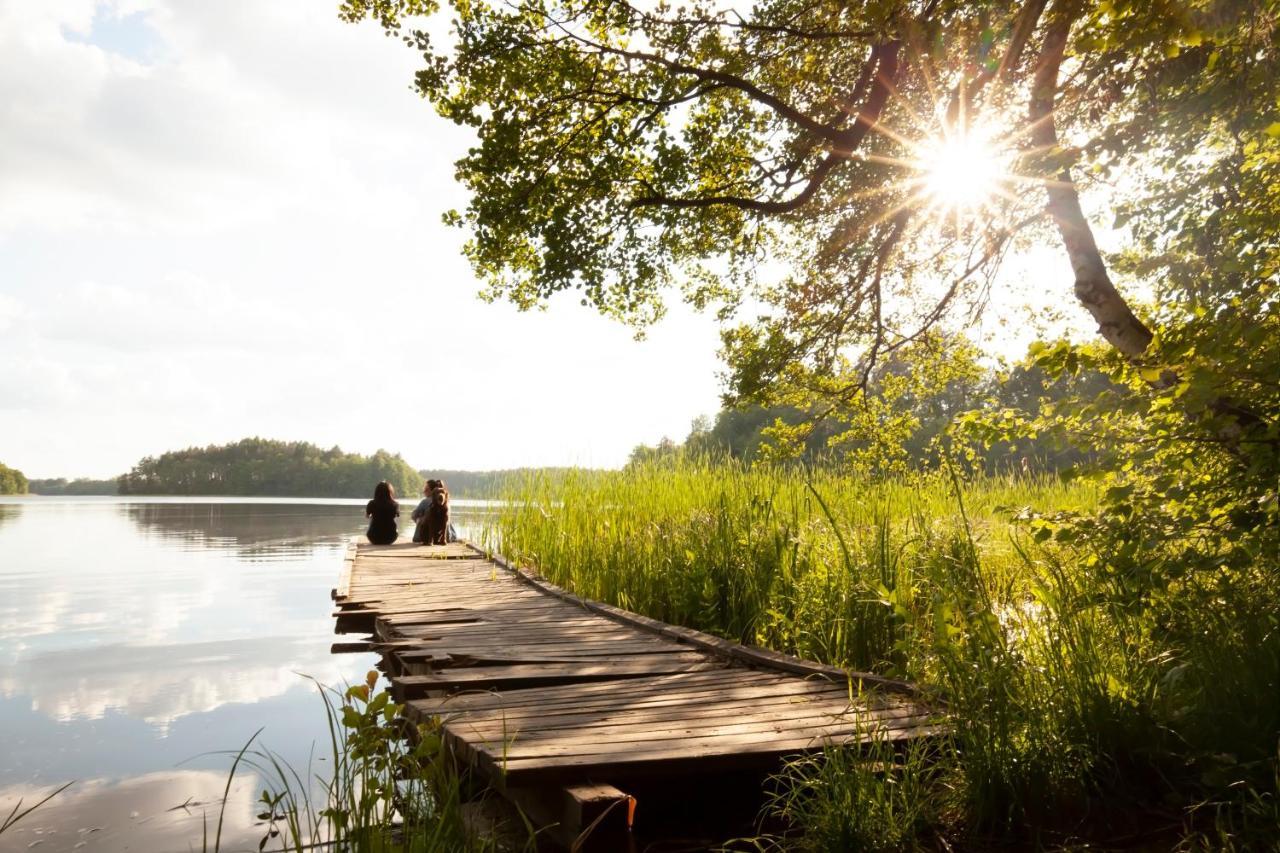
[485,714,938,762]
[413,650,709,668]
[392,660,725,697]
[333,538,358,601]
[415,677,846,720]
[392,618,647,637]
[444,690,902,737]
[390,632,671,651]
[373,600,586,621]
[397,655,701,678]
[455,705,933,749]
[430,689,880,735]
[407,682,848,726]
[407,670,792,714]
[489,723,946,787]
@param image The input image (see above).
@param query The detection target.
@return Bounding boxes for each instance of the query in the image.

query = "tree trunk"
[1028,7,1154,359]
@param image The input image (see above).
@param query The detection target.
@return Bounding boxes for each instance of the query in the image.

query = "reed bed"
[484,459,1279,849]
[483,459,1094,676]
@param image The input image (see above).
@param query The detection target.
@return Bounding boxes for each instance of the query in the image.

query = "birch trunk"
[1029,8,1154,359]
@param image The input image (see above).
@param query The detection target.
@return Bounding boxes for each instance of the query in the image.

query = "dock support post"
[504,782,634,852]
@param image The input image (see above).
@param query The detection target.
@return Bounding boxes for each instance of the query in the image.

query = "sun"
[918,129,1007,213]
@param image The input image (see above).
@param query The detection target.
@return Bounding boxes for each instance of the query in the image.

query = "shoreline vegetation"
[6,458,1274,850]
[116,438,425,498]
[7,439,580,499]
[485,459,1279,850]
[25,477,118,496]
[0,461,27,495]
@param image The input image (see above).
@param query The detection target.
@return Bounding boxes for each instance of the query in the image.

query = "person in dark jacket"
[436,479,459,542]
[426,485,450,545]
[411,479,438,543]
[365,481,399,545]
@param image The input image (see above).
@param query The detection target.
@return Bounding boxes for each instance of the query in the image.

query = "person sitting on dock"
[365,480,399,545]
[410,479,438,544]
[426,483,450,545]
[436,479,459,542]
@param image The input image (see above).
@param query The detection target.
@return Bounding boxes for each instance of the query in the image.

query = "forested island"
[7,444,580,499]
[0,462,28,495]
[116,438,423,498]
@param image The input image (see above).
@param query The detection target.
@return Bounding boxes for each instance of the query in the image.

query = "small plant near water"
[0,781,74,839]
[760,725,942,852]
[207,671,487,853]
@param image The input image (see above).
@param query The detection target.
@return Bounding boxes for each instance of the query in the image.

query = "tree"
[117,438,424,498]
[626,435,681,466]
[28,478,118,495]
[344,0,1277,551]
[0,462,28,495]
[343,1,1270,410]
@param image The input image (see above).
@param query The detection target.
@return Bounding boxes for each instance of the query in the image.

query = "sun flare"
[919,130,1007,212]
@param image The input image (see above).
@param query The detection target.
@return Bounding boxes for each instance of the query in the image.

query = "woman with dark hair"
[365,481,399,545]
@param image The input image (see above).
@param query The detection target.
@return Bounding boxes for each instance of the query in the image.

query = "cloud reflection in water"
[0,499,380,800]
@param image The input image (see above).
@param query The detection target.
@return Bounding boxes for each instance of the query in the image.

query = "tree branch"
[629,42,902,213]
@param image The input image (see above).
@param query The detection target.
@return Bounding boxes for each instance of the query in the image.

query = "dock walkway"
[332,541,935,844]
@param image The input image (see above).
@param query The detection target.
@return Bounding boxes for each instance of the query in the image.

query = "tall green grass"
[484,458,1279,848]
[483,458,1094,675]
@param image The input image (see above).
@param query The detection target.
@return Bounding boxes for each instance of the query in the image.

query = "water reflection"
[123,502,363,558]
[1,637,349,729]
[121,499,496,554]
[0,770,267,853]
[0,497,500,853]
[0,499,378,809]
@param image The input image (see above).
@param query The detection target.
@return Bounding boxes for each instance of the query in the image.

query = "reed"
[484,457,1279,847]
[206,671,495,853]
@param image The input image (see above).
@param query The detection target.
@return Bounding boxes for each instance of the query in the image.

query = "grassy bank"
[484,459,1279,850]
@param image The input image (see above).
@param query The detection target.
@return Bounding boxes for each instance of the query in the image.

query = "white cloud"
[0,0,724,478]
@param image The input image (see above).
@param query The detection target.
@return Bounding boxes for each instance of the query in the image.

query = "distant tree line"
[631,357,1115,475]
[418,468,581,499]
[117,438,424,498]
[29,477,119,496]
[0,462,28,495]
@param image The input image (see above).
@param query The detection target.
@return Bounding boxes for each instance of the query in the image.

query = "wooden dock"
[332,541,936,847]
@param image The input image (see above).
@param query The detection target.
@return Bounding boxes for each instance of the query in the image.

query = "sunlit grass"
[483,457,1280,847]
[482,458,1094,675]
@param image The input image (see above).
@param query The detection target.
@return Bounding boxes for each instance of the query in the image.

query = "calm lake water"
[0,497,493,853]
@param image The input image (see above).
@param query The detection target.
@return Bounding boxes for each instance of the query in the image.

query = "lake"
[0,497,493,853]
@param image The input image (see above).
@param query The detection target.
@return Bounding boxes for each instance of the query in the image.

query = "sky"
[0,0,729,478]
[0,1,1107,481]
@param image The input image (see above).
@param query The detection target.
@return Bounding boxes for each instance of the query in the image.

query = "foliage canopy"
[0,462,28,496]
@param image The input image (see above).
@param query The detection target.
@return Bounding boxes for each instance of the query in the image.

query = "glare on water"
[0,497,488,852]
